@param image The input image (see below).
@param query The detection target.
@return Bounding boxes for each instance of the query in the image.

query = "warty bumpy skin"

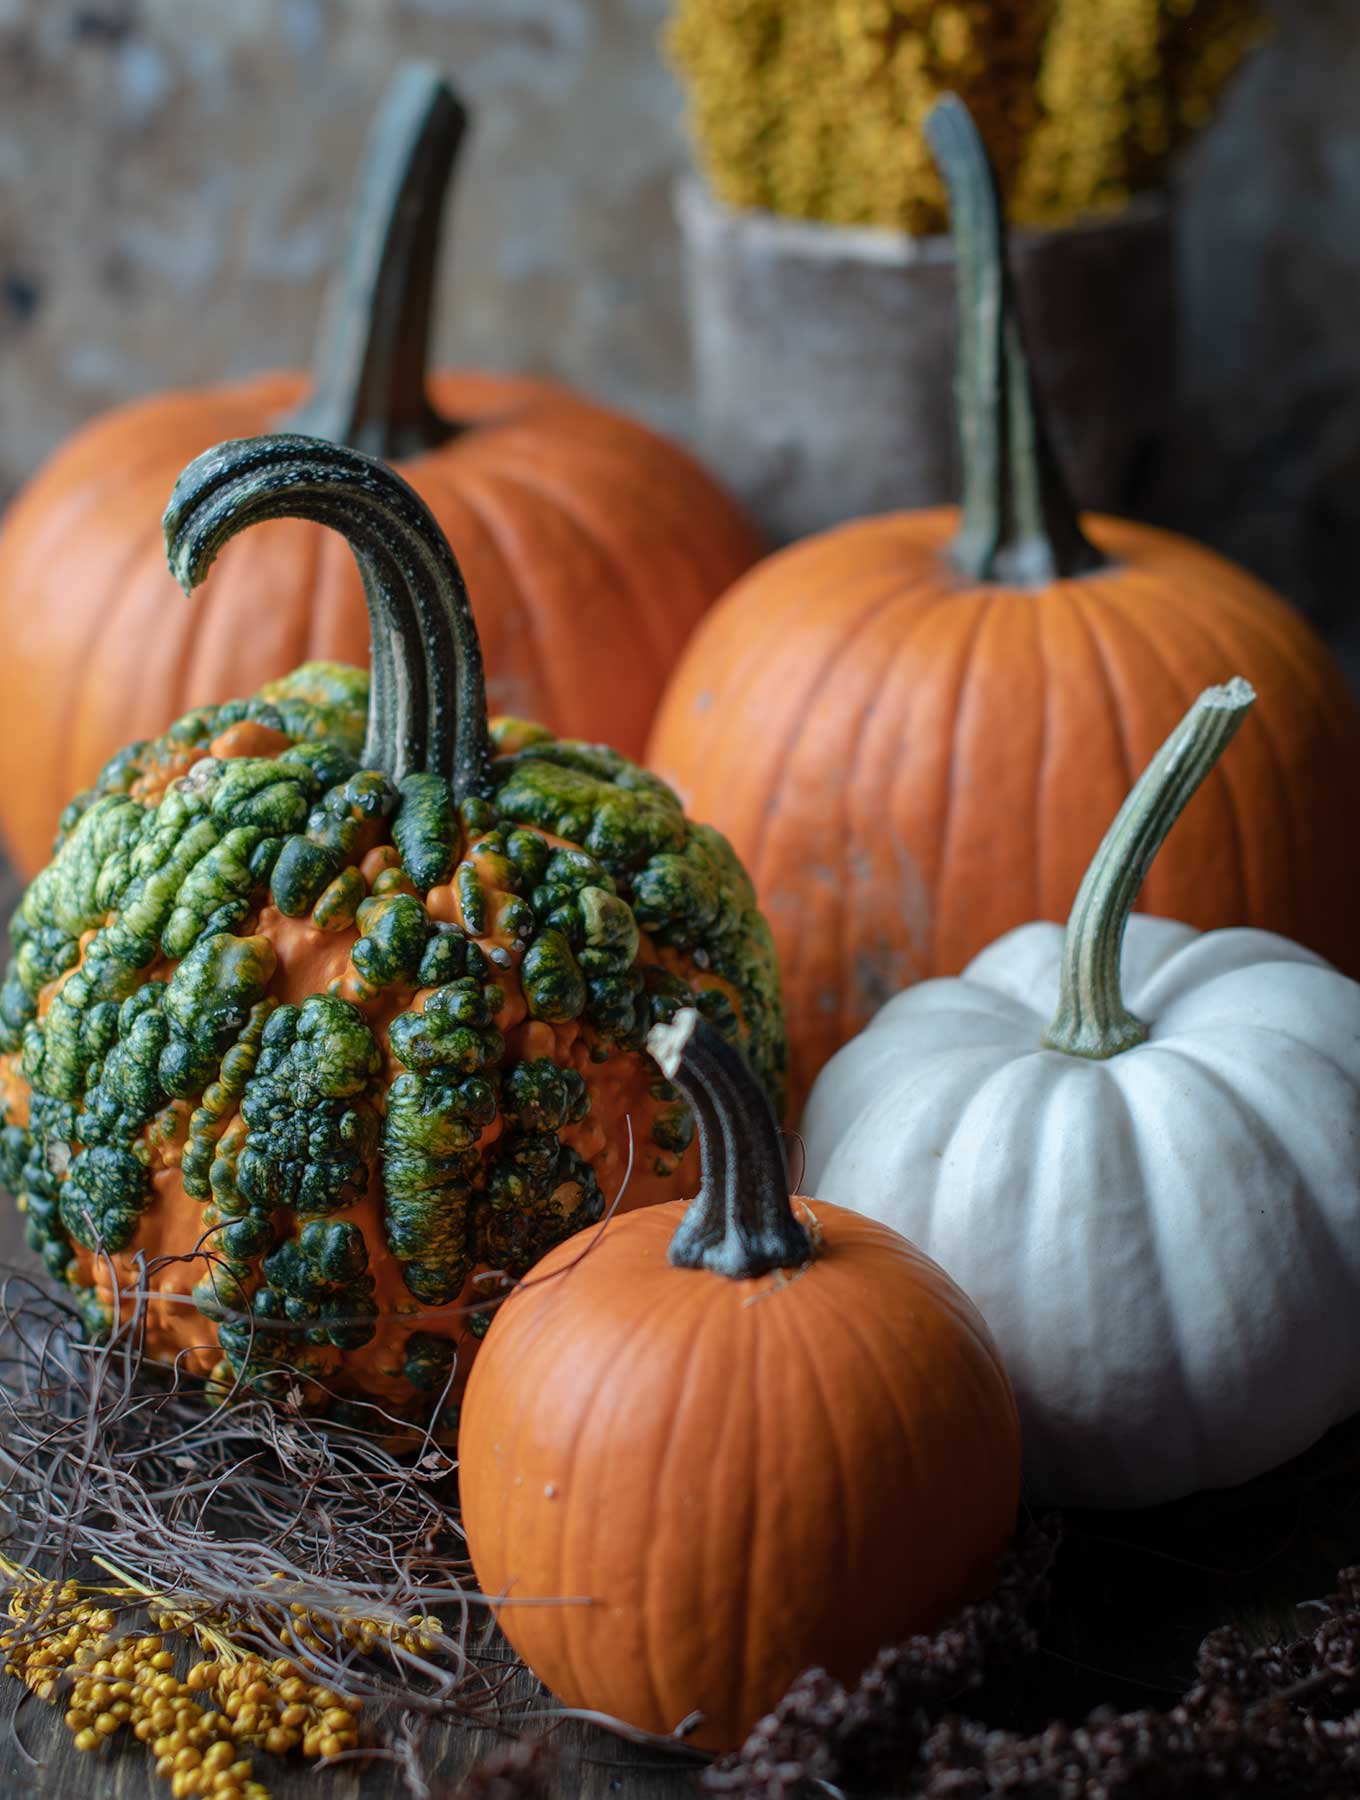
[0,660,784,1427]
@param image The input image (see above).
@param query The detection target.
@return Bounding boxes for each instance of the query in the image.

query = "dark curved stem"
[283,63,466,460]
[162,434,493,798]
[926,96,1105,586]
[647,1011,810,1280]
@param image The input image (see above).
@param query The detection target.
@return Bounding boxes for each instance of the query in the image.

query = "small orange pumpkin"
[458,1007,1021,1751]
[0,64,761,877]
[646,98,1360,1109]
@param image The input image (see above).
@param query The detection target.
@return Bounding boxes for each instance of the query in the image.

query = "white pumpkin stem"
[1043,679,1256,1059]
[647,1009,811,1279]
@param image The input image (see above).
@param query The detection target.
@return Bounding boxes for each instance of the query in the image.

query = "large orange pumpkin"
[0,64,761,878]
[459,1008,1020,1750]
[647,98,1360,1108]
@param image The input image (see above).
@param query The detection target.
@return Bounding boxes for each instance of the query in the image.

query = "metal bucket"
[677,176,1175,545]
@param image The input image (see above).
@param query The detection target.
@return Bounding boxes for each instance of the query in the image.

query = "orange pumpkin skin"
[647,510,1360,1107]
[459,1194,1021,1750]
[0,368,761,878]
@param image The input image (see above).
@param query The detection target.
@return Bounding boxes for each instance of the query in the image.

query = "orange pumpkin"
[0,64,761,877]
[459,1007,1021,1751]
[647,97,1360,1109]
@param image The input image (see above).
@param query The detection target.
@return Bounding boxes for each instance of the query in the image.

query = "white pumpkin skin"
[800,915,1360,1508]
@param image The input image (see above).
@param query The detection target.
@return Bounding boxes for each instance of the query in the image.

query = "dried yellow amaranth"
[669,0,1268,231]
[0,1559,444,1798]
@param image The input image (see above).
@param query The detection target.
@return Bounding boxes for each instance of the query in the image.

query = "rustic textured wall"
[0,0,1358,647]
[1171,0,1360,641]
[0,0,690,490]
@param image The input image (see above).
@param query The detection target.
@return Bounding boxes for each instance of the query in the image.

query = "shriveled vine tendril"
[0,1267,469,1647]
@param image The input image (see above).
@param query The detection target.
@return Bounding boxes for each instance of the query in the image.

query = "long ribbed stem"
[1044,680,1255,1059]
[648,1010,810,1279]
[282,63,466,459]
[926,95,1105,586]
[162,434,492,798]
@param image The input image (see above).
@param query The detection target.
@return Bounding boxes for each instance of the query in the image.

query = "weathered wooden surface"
[0,1659,702,1799]
[0,1650,701,1798]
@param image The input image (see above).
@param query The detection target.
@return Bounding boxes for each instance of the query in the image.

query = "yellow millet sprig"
[668,0,1268,231]
[1,1569,118,1701]
[279,1598,444,1664]
[2,1563,270,1799]
[0,1558,445,1799]
[182,1652,360,1766]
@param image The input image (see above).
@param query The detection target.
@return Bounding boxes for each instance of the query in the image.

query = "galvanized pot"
[677,175,1174,545]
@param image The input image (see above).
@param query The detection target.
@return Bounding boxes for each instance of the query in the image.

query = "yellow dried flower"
[0,1556,382,1799]
[668,0,1268,231]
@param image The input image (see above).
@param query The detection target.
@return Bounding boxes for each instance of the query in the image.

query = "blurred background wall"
[0,0,1358,647]
[0,0,690,467]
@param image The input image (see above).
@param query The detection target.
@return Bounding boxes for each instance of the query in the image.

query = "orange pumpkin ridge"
[646,98,1360,1110]
[458,1008,1021,1751]
[0,65,761,877]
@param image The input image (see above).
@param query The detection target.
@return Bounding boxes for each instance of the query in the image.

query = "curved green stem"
[926,95,1105,586]
[283,63,466,460]
[647,1009,810,1279]
[162,433,493,799]
[1044,679,1255,1059]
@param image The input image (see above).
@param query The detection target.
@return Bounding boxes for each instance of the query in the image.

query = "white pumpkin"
[801,680,1360,1508]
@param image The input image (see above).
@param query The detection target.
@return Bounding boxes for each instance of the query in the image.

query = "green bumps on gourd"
[59,1143,148,1255]
[271,771,397,918]
[502,1059,589,1134]
[394,772,460,892]
[218,1217,379,1383]
[256,663,370,747]
[160,933,278,1097]
[0,655,787,1416]
[234,997,382,1219]
[384,978,505,1305]
[521,929,587,1024]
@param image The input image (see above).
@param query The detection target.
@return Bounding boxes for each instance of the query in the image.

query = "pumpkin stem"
[162,433,493,799]
[282,63,466,459]
[926,96,1106,586]
[648,1009,811,1279]
[1043,679,1255,1059]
